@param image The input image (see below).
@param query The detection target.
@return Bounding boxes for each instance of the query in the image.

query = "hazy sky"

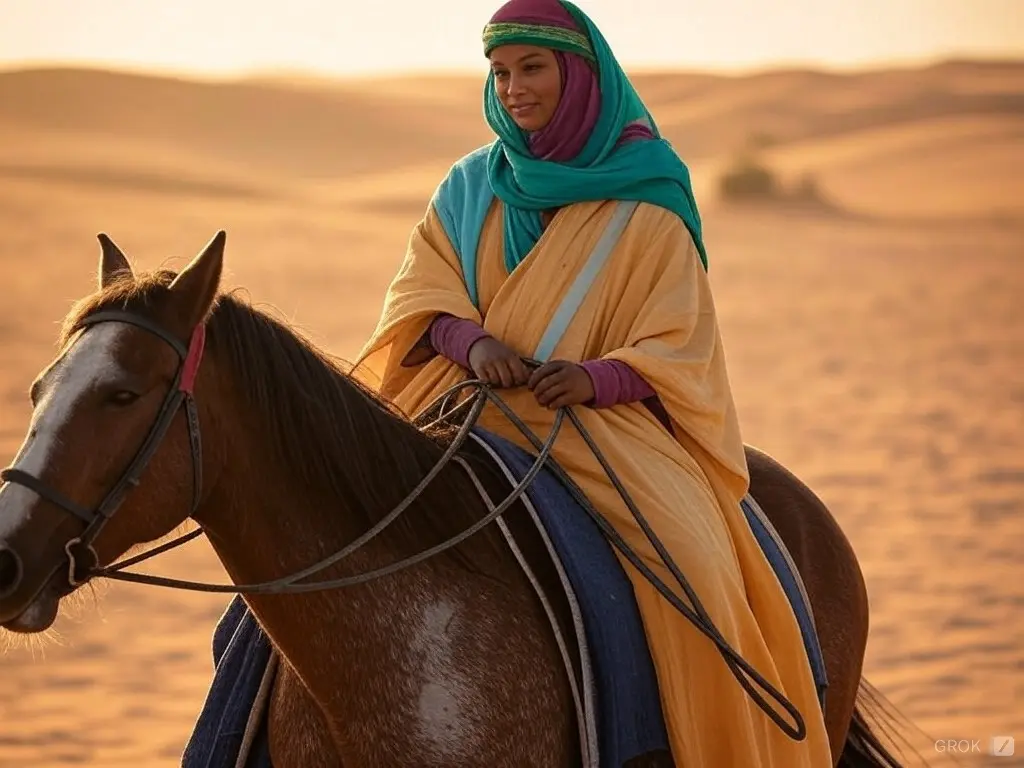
[1,0,1021,77]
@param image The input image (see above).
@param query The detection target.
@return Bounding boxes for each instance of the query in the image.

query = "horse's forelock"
[59,270,178,348]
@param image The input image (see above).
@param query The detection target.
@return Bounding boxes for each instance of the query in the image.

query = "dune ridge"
[1,60,1022,219]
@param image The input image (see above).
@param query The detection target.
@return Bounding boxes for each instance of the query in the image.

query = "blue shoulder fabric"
[429,144,496,308]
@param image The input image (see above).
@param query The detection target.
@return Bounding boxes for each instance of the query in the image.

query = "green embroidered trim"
[483,22,595,62]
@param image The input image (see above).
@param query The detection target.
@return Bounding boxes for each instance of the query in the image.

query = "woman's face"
[489,44,562,131]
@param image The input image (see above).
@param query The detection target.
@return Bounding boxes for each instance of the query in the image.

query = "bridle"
[1,309,205,586]
[0,308,810,742]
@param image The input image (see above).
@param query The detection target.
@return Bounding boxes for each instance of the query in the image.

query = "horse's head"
[0,232,225,633]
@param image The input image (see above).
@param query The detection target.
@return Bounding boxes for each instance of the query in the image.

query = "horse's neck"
[193,357,418,585]
[194,391,422,721]
[192,379,501,746]
[190,373,573,763]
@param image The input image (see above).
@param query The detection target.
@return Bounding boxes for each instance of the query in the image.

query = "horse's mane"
[63,270,505,565]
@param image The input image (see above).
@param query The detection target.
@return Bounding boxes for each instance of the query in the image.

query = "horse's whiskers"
[0,620,61,655]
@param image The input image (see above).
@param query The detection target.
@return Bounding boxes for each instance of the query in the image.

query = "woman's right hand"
[467,337,530,388]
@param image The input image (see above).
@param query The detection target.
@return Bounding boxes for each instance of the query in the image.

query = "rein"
[0,309,808,743]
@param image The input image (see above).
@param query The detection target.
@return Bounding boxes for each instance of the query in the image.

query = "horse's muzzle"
[0,544,24,600]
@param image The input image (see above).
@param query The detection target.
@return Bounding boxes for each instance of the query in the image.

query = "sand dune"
[761,113,1024,218]
[0,60,1021,766]
[2,60,1021,217]
[0,68,492,181]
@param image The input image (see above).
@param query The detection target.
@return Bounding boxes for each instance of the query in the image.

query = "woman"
[354,0,832,765]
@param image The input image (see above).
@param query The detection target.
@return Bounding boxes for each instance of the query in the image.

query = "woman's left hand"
[528,360,595,409]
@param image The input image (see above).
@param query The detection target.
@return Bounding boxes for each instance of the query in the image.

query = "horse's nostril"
[0,546,23,600]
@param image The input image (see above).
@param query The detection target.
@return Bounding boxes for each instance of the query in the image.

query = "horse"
[0,231,919,767]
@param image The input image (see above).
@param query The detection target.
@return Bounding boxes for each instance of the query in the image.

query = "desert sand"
[0,60,1021,766]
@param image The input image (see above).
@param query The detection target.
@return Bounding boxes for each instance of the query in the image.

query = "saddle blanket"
[179,427,826,767]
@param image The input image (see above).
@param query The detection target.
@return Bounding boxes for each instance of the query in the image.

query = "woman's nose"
[506,73,526,96]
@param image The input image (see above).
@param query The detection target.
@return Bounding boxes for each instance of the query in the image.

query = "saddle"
[467,426,828,768]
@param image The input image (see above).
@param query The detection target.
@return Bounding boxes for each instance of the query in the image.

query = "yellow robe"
[354,198,832,767]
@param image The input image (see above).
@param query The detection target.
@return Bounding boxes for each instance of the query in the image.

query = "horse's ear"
[168,230,226,326]
[97,233,133,289]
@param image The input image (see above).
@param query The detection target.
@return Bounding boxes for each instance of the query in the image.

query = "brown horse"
[0,232,920,767]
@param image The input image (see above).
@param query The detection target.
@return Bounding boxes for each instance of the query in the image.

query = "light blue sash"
[533,200,638,362]
[432,152,638,360]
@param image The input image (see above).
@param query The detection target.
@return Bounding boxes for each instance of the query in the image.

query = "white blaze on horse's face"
[0,324,130,539]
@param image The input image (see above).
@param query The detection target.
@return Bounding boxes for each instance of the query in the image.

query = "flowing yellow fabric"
[354,198,832,767]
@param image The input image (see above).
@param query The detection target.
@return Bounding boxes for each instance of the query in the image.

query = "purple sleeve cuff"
[580,359,657,408]
[428,314,492,369]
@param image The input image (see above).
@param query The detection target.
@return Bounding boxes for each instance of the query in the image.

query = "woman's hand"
[528,360,595,409]
[467,337,531,387]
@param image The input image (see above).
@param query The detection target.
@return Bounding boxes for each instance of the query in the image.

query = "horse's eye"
[108,390,140,407]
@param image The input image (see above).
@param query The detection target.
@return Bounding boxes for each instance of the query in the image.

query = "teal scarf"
[482,0,708,274]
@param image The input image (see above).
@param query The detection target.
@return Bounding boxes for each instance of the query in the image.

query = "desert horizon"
[0,56,1021,766]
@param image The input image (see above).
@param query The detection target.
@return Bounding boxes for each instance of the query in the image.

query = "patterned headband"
[482,21,596,63]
